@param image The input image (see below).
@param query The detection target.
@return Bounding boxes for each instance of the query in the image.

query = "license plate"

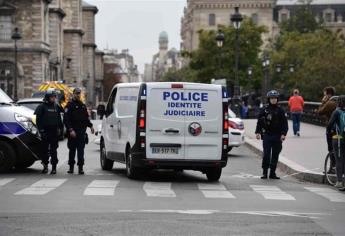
[152,147,179,154]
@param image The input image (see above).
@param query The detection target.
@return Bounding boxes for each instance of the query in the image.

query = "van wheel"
[206,168,222,182]
[0,141,15,172]
[15,158,36,169]
[100,143,113,171]
[126,148,138,179]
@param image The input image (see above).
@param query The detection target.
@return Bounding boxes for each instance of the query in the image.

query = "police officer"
[35,89,63,174]
[255,90,288,179]
[64,88,94,175]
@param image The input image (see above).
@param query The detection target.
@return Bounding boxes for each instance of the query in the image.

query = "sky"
[87,0,187,73]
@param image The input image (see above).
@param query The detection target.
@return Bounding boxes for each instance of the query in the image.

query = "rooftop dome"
[159,31,169,42]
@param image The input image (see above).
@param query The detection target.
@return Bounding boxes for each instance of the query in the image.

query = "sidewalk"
[243,119,327,184]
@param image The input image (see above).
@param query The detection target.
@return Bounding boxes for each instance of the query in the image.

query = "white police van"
[0,88,41,172]
[99,82,229,181]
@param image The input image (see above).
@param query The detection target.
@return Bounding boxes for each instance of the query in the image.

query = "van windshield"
[0,88,13,104]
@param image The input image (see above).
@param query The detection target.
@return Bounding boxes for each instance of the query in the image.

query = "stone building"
[146,31,182,82]
[0,0,51,98]
[181,0,276,52]
[0,0,103,103]
[273,0,345,35]
[95,49,104,105]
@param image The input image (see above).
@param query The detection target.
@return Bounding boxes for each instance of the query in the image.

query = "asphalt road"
[0,136,344,236]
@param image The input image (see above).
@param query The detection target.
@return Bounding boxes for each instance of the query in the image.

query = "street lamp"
[275,64,282,74]
[216,29,225,48]
[231,7,243,114]
[215,29,225,79]
[11,27,21,101]
[248,66,253,78]
[262,55,270,102]
[289,64,295,73]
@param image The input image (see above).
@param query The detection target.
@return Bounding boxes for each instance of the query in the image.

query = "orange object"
[288,95,305,112]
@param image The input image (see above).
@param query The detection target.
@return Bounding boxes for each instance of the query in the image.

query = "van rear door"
[183,84,222,160]
[146,84,185,160]
[146,83,222,161]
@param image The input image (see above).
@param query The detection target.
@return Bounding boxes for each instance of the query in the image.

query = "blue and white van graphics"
[0,89,41,172]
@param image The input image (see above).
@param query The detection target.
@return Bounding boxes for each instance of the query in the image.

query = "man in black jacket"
[35,89,63,174]
[255,90,289,179]
[64,88,94,175]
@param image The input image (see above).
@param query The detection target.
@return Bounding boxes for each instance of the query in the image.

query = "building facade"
[0,0,103,104]
[181,0,345,52]
[181,0,276,52]
[145,31,182,82]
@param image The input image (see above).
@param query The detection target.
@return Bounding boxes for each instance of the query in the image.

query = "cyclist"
[327,95,345,190]
[318,87,337,174]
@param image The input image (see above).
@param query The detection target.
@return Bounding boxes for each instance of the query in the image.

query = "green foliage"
[161,18,267,93]
[270,29,345,101]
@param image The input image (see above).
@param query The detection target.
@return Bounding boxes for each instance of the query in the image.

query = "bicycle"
[324,152,337,186]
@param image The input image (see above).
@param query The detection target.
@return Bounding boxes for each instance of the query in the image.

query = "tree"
[270,29,345,101]
[163,18,267,95]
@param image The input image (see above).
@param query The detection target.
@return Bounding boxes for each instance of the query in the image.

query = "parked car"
[228,108,245,153]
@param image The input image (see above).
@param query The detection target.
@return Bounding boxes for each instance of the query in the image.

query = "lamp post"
[231,7,243,115]
[262,55,270,102]
[248,66,253,79]
[11,27,21,101]
[215,29,225,78]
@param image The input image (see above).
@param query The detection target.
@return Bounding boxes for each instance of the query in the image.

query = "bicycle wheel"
[324,153,337,186]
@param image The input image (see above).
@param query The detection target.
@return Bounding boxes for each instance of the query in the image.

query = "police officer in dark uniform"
[255,90,289,179]
[35,89,63,174]
[64,88,94,175]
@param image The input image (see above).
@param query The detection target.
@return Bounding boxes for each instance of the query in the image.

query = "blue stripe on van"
[0,122,26,135]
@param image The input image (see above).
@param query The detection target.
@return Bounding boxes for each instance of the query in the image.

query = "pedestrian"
[255,90,289,179]
[241,101,249,119]
[288,89,304,136]
[318,86,337,174]
[327,95,345,190]
[34,89,63,174]
[64,88,94,175]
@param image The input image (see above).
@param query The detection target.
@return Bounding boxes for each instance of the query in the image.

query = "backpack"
[337,109,345,136]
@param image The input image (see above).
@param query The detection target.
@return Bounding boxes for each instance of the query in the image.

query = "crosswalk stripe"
[15,179,67,195]
[198,183,235,199]
[83,180,119,196]
[0,178,15,187]
[304,187,345,203]
[143,182,176,197]
[250,185,296,200]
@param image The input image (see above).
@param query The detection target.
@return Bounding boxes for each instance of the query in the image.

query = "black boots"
[67,165,74,174]
[50,165,57,175]
[269,169,280,179]
[42,164,48,174]
[78,166,84,175]
[261,169,268,179]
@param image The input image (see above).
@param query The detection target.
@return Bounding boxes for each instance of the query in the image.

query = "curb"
[244,137,326,184]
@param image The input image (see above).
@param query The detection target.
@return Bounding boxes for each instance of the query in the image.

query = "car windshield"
[19,102,42,111]
[0,88,14,104]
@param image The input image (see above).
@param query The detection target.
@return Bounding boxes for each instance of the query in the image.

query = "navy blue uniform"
[64,99,93,167]
[255,104,288,175]
[34,102,63,166]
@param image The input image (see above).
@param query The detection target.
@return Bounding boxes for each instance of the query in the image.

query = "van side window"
[116,87,139,117]
[106,88,117,116]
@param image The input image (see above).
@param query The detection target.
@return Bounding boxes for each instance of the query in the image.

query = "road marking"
[0,178,15,187]
[15,179,67,195]
[84,180,119,196]
[143,182,176,197]
[250,185,296,200]
[305,187,345,202]
[198,183,235,199]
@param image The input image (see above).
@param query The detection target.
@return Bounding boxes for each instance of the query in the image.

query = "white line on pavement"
[15,179,67,195]
[304,187,345,203]
[0,178,15,187]
[143,182,176,197]
[198,183,235,199]
[84,180,119,196]
[250,185,296,200]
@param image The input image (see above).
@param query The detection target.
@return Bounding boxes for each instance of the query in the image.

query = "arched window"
[209,13,216,26]
[0,61,15,97]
